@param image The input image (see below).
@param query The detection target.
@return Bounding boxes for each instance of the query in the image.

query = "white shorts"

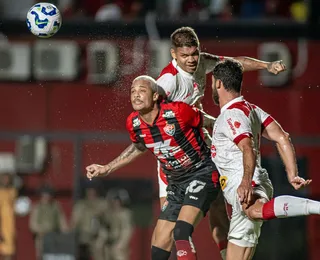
[157,161,168,198]
[222,175,274,247]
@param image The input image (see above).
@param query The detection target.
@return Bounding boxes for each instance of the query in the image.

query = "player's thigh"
[209,190,229,231]
[182,174,220,226]
[226,241,256,260]
[158,161,168,199]
[152,219,175,250]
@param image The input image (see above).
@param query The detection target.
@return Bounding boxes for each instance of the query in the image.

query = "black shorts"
[159,165,220,222]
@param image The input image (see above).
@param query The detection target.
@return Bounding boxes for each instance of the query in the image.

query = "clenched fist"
[267,60,286,75]
[86,164,110,180]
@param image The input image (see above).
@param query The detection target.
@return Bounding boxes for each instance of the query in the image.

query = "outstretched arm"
[232,57,286,74]
[86,142,147,179]
[262,121,312,189]
[201,52,286,74]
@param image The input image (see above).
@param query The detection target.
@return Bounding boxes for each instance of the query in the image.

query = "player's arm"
[202,52,286,74]
[86,142,147,179]
[236,137,256,206]
[262,121,312,190]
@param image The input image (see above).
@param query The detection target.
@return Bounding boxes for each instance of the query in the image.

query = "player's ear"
[216,79,222,90]
[153,92,159,102]
[170,48,177,59]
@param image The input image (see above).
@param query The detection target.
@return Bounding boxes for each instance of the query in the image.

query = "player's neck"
[219,93,241,109]
[139,105,159,125]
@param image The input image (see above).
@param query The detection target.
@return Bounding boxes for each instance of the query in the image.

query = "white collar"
[221,96,244,113]
[172,59,194,79]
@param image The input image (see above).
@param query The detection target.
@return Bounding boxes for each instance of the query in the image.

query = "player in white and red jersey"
[155,26,286,259]
[211,59,320,260]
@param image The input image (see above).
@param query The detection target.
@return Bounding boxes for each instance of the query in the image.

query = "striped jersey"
[126,101,215,182]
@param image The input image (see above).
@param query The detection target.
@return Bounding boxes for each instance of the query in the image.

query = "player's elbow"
[277,131,291,145]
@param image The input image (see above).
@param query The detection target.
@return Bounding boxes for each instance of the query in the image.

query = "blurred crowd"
[0,0,308,22]
[0,177,133,260]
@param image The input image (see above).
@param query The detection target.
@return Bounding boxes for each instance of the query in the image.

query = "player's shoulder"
[161,101,192,113]
[126,111,140,129]
[157,61,178,80]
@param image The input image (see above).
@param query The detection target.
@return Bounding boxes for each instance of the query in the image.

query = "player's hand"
[289,176,312,190]
[267,60,286,75]
[237,179,254,206]
[86,164,110,180]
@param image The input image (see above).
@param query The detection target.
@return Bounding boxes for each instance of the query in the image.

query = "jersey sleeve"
[254,105,275,131]
[221,109,253,144]
[126,115,138,143]
[175,102,202,128]
[156,73,176,100]
[201,52,225,74]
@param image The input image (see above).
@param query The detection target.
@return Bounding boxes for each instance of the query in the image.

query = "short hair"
[170,27,200,48]
[212,59,243,93]
[132,75,158,93]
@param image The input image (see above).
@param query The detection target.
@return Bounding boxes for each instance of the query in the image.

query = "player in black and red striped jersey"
[86,75,221,260]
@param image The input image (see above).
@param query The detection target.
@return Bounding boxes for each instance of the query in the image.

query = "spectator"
[0,173,17,260]
[71,187,106,260]
[98,188,133,260]
[29,185,68,260]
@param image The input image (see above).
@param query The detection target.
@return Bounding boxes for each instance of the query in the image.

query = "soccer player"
[210,59,319,260]
[155,26,286,258]
[86,76,221,260]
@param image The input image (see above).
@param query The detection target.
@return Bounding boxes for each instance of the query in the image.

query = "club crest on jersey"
[164,123,175,136]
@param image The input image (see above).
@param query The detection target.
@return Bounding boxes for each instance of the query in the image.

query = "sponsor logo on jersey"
[227,118,237,135]
[164,123,176,136]
[219,176,228,191]
[234,121,241,128]
[162,110,175,118]
[133,118,141,127]
[211,144,216,158]
[139,134,146,137]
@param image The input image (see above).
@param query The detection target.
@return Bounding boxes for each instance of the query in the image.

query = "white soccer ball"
[26,2,62,38]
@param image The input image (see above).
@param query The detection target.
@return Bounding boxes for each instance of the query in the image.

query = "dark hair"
[212,59,243,93]
[170,27,199,48]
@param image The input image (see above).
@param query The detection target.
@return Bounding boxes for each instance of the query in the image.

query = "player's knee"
[173,220,194,241]
[151,246,171,260]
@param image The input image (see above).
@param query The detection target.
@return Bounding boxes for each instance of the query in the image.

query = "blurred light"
[87,41,120,84]
[15,196,32,216]
[33,40,80,81]
[258,42,292,87]
[16,136,47,173]
[0,42,31,81]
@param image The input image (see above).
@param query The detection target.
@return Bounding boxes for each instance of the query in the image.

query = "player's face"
[171,46,200,74]
[212,76,220,105]
[130,80,157,112]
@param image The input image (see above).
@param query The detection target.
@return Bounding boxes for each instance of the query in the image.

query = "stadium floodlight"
[0,42,31,81]
[33,40,80,81]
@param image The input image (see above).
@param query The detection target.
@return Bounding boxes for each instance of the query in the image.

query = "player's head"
[131,75,159,113]
[211,59,243,105]
[170,27,200,74]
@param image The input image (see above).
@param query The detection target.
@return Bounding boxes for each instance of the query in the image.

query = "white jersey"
[157,53,223,105]
[211,96,274,191]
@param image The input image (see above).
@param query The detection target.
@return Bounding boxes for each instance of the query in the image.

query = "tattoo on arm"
[107,142,146,172]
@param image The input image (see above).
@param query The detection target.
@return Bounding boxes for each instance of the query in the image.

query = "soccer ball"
[26,2,62,38]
